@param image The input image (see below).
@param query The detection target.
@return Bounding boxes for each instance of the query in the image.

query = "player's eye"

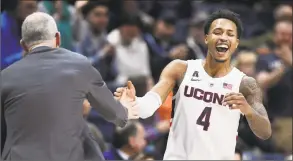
[213,32,222,35]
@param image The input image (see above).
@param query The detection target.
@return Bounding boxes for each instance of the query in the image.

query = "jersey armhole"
[239,73,247,116]
[173,60,190,99]
[171,60,191,119]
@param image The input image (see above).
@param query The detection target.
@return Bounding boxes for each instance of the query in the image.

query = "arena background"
[1,0,292,160]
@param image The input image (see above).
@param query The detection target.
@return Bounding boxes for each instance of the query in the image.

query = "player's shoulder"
[170,59,188,66]
[167,59,188,73]
[240,75,258,86]
[162,59,188,80]
[168,59,206,74]
[229,66,247,80]
[168,59,203,68]
[239,75,259,95]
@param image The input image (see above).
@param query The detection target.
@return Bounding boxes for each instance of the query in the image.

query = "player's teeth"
[216,45,228,48]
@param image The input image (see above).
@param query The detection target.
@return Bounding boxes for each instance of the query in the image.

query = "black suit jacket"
[1,46,128,160]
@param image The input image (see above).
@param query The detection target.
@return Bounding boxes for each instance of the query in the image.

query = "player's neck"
[203,54,232,78]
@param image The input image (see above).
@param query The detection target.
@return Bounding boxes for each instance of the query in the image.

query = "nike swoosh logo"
[191,79,201,81]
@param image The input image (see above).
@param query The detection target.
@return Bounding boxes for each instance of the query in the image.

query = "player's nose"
[219,36,229,42]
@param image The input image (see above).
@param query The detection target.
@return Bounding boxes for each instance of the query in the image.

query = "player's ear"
[205,35,208,44]
[55,32,61,48]
[235,39,239,49]
[20,39,29,52]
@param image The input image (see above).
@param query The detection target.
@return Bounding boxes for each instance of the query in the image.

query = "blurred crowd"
[1,0,292,160]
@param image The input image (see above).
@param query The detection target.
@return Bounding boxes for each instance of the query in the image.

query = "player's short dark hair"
[112,121,139,149]
[204,9,243,39]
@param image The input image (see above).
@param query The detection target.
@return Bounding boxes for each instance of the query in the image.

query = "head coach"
[1,12,138,161]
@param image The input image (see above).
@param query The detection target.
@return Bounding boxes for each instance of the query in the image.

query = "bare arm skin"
[150,59,187,103]
[240,76,272,140]
[113,60,187,119]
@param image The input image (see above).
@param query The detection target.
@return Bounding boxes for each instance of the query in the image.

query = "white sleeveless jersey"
[163,59,246,160]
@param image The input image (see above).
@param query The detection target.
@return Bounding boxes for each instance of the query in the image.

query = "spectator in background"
[234,51,258,77]
[83,100,107,153]
[38,1,75,50]
[144,11,186,83]
[78,2,117,88]
[1,0,37,69]
[240,4,292,52]
[274,4,292,21]
[103,121,147,160]
[256,19,292,155]
[76,1,120,146]
[233,51,277,153]
[107,13,153,92]
[186,11,209,60]
[122,0,154,32]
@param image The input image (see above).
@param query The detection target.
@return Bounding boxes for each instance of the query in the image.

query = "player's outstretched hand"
[119,87,139,120]
[114,81,136,101]
[223,92,252,115]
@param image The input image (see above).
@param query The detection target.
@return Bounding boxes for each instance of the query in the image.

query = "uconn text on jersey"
[184,85,224,105]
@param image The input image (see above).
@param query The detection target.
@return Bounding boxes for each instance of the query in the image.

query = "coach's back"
[1,47,97,160]
[1,12,130,161]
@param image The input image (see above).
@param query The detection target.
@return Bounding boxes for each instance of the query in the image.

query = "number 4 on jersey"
[196,107,212,131]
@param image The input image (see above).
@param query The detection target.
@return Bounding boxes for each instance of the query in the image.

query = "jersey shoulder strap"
[226,67,246,92]
[184,59,203,80]
[173,59,201,98]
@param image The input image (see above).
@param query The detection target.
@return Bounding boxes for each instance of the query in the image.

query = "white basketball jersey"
[163,59,246,160]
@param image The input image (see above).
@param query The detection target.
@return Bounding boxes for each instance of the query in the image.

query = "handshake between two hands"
[115,81,139,120]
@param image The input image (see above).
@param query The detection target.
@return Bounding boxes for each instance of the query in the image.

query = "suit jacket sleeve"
[85,64,128,127]
[1,88,6,154]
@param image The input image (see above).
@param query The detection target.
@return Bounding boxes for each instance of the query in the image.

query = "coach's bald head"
[20,12,61,52]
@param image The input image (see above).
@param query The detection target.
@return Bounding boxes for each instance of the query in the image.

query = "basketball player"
[114,9,272,160]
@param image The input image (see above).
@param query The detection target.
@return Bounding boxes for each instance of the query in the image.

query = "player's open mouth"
[215,44,229,55]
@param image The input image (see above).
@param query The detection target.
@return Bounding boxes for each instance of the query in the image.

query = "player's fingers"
[127,81,135,90]
[116,87,125,93]
[225,92,242,97]
[223,95,241,102]
[230,103,245,110]
[120,88,128,99]
[224,92,238,97]
[237,93,243,96]
[223,100,241,106]
[114,92,122,97]
[229,104,240,110]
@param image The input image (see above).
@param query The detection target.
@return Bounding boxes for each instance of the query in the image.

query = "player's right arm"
[150,59,187,102]
[134,60,187,118]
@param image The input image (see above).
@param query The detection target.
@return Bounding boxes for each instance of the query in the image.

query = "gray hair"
[21,12,58,47]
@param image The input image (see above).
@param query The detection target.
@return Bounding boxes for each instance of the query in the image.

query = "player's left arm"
[223,76,272,140]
